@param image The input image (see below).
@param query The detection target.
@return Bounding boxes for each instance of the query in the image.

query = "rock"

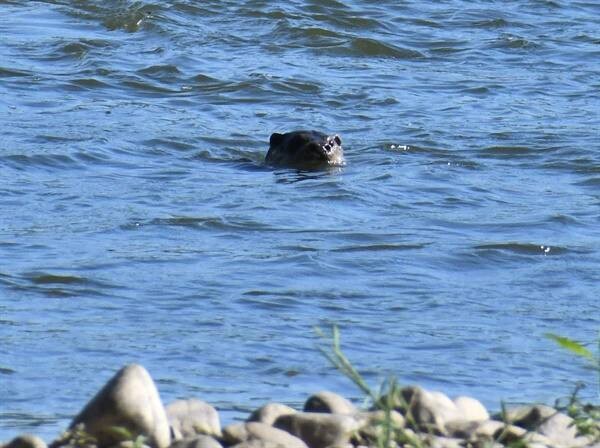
[452,396,489,422]
[229,440,300,448]
[355,410,405,445]
[69,364,170,448]
[166,399,221,440]
[169,435,222,448]
[493,424,527,445]
[400,386,460,435]
[303,392,357,415]
[502,404,583,447]
[503,404,555,429]
[537,411,578,447]
[423,435,464,448]
[273,412,360,448]
[471,420,505,439]
[444,420,481,439]
[445,418,535,445]
[117,441,151,448]
[247,403,297,426]
[3,435,47,448]
[222,422,307,448]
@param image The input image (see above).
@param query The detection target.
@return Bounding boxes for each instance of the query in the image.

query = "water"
[1,0,599,441]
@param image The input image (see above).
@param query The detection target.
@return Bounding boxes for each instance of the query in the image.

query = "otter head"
[266,130,344,169]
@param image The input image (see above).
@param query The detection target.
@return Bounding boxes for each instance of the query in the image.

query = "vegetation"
[316,325,425,448]
[316,325,600,447]
[50,424,147,448]
[546,332,600,442]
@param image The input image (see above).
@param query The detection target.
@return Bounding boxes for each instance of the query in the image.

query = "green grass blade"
[545,333,594,361]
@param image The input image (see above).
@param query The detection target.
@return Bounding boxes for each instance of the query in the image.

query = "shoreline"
[2,364,598,448]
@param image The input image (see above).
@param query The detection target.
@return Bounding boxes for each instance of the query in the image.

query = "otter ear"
[269,133,284,146]
[333,135,342,145]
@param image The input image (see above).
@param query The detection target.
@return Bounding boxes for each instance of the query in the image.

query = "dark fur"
[265,130,344,169]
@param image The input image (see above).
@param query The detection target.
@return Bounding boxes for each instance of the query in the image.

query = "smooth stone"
[493,424,527,444]
[424,435,464,448]
[230,440,303,448]
[169,435,223,448]
[69,364,170,448]
[166,399,221,439]
[303,391,357,415]
[443,420,481,439]
[400,386,459,435]
[502,404,556,429]
[247,403,297,426]
[273,412,360,448]
[504,404,578,447]
[117,441,151,448]
[538,412,578,447]
[508,405,577,447]
[222,422,307,448]
[356,410,406,444]
[571,436,598,448]
[452,396,489,421]
[3,435,47,448]
[472,420,505,439]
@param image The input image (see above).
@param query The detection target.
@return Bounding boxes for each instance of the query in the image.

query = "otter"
[265,130,344,169]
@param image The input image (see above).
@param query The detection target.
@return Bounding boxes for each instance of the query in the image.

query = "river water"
[1,0,599,441]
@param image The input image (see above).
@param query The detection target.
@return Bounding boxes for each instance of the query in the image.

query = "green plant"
[50,424,97,448]
[315,325,424,448]
[546,332,600,441]
[107,426,148,448]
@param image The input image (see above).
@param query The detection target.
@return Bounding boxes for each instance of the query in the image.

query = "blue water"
[1,0,599,441]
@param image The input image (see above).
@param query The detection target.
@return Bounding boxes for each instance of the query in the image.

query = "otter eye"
[333,135,342,145]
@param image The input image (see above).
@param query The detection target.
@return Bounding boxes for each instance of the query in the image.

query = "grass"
[546,332,600,442]
[315,325,425,448]
[316,325,600,447]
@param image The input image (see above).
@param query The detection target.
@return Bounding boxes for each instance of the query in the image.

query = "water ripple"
[2,0,599,441]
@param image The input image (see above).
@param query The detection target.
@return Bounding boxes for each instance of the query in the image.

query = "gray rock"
[3,435,47,448]
[116,441,151,448]
[452,396,489,422]
[443,420,481,439]
[503,404,556,429]
[537,411,578,447]
[166,399,221,440]
[221,423,247,445]
[273,412,360,448]
[169,435,222,448]
[303,392,357,415]
[355,410,405,444]
[504,404,581,447]
[424,435,464,448]
[222,422,307,448]
[471,420,505,439]
[447,419,529,445]
[229,440,299,448]
[400,386,459,435]
[493,424,527,445]
[69,364,170,448]
[247,403,297,426]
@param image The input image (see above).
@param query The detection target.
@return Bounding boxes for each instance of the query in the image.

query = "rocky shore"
[2,364,597,448]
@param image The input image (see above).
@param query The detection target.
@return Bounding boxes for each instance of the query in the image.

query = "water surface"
[1,0,599,441]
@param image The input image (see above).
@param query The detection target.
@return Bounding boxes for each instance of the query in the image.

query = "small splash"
[389,144,410,151]
[474,243,564,256]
